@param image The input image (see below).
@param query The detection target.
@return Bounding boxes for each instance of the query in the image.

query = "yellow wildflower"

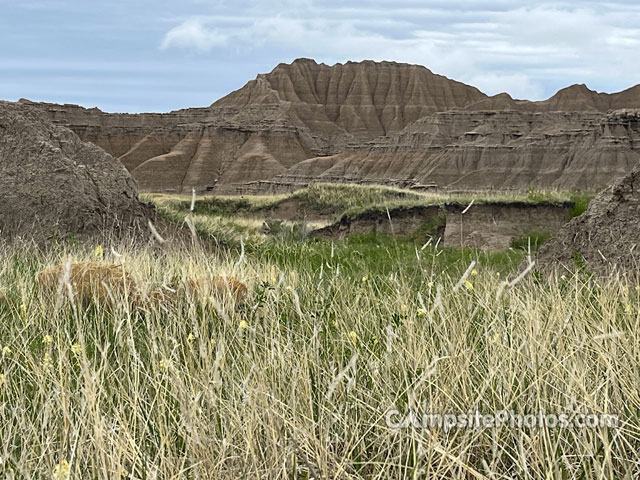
[159,359,172,370]
[71,343,82,356]
[348,330,358,343]
[464,280,474,291]
[43,335,53,345]
[417,308,427,318]
[95,245,104,258]
[187,333,195,342]
[239,320,248,330]
[42,352,52,369]
[53,459,70,480]
[471,269,478,276]
[361,275,369,283]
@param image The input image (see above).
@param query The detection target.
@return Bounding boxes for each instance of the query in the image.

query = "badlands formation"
[24,58,640,194]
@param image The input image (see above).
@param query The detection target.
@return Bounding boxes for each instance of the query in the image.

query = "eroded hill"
[21,59,640,194]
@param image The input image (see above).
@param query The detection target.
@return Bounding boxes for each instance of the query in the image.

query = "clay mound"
[535,164,640,277]
[0,101,152,242]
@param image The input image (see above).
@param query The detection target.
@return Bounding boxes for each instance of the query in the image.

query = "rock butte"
[21,58,640,194]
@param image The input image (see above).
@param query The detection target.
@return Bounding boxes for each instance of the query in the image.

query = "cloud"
[161,17,229,51]
[161,1,640,99]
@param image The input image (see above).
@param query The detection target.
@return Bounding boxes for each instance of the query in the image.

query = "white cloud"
[159,2,640,99]
[161,18,229,51]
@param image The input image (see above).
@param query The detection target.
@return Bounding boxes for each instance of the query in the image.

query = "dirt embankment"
[311,202,574,250]
[310,206,446,241]
[444,202,574,250]
[266,198,338,222]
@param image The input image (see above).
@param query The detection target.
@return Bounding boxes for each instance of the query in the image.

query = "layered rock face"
[214,58,487,142]
[0,101,152,242]
[22,59,640,194]
[23,100,318,193]
[272,110,640,192]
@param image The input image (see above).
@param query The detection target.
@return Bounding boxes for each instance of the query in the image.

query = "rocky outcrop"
[22,100,318,193]
[467,84,640,112]
[21,59,489,193]
[268,110,640,193]
[21,59,640,194]
[0,101,152,242]
[535,164,640,277]
[215,58,487,141]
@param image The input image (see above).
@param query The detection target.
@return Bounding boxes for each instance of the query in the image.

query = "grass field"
[145,183,594,224]
[2,186,636,479]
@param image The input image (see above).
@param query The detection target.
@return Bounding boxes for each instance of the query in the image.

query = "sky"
[1,0,639,113]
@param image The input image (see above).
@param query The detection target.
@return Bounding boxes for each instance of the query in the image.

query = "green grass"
[510,230,552,252]
[0,237,638,478]
[145,183,423,220]
[568,191,595,219]
[2,185,617,477]
[261,233,524,282]
[146,183,595,225]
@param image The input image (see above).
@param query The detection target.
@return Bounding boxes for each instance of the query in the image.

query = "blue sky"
[1,0,639,112]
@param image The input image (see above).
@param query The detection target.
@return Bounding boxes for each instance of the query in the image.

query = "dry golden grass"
[35,260,137,303]
[177,275,249,304]
[1,243,638,478]
[35,260,249,308]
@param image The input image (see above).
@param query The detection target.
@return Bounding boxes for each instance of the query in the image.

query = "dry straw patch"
[35,260,249,308]
[177,275,249,304]
[35,261,137,303]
